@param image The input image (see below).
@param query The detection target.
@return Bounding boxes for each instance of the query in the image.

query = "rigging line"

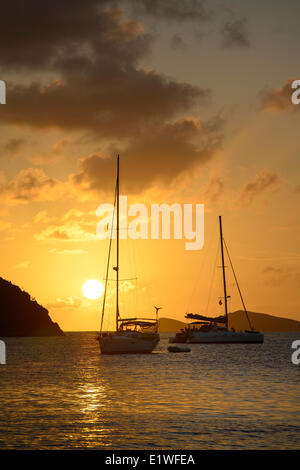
[132,234,140,318]
[204,239,219,315]
[106,280,113,332]
[128,231,134,316]
[133,234,138,318]
[223,237,253,331]
[100,181,117,334]
[133,239,137,317]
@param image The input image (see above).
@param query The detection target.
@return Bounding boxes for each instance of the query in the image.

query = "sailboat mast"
[219,215,228,330]
[116,155,120,331]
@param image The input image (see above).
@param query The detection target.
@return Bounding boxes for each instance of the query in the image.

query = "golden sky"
[0,1,299,330]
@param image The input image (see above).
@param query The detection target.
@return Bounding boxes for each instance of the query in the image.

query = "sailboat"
[170,216,264,344]
[98,155,160,354]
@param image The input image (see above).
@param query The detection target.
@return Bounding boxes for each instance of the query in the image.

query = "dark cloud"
[3,71,209,137]
[263,266,283,274]
[0,1,133,69]
[3,138,25,156]
[259,79,297,112]
[119,0,212,23]
[0,1,223,195]
[0,1,211,71]
[221,18,250,48]
[1,3,210,139]
[73,116,224,193]
[170,34,188,51]
[237,170,281,206]
[262,266,300,287]
[262,266,287,286]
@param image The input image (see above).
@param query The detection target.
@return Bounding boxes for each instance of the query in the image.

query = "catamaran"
[98,155,160,354]
[170,216,264,344]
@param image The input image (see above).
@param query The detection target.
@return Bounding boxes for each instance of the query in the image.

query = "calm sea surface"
[0,332,299,449]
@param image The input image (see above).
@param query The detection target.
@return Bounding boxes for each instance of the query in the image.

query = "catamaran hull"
[99,335,159,354]
[187,332,264,344]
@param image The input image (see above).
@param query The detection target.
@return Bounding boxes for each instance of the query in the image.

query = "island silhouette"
[0,277,64,336]
[0,276,299,336]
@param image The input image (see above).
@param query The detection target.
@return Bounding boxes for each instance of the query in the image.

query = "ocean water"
[0,332,299,450]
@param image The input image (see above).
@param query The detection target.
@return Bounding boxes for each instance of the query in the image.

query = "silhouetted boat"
[169,329,190,343]
[98,156,160,354]
[170,216,264,344]
[168,345,191,353]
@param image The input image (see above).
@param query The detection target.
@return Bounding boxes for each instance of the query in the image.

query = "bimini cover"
[185,313,226,324]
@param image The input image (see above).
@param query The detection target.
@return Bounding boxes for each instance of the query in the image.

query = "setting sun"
[82,280,104,300]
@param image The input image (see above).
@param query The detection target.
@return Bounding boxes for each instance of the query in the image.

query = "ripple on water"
[0,332,299,449]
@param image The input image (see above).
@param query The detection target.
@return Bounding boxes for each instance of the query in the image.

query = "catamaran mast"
[116,155,120,331]
[219,215,228,330]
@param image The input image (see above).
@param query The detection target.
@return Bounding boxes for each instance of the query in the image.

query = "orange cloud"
[31,138,71,164]
[49,248,86,255]
[14,261,30,269]
[0,168,72,205]
[35,222,98,242]
[46,296,84,309]
[259,79,298,112]
[0,168,59,203]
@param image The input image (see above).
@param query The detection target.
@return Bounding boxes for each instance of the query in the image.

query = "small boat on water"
[98,156,160,354]
[169,216,264,345]
[168,345,191,353]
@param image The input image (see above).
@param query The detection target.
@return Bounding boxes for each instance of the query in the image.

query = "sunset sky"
[0,0,299,331]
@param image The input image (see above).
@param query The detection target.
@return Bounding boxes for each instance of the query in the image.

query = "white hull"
[187,331,264,344]
[99,333,159,354]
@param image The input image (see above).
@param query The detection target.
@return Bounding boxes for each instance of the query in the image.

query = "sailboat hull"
[187,331,264,344]
[99,333,160,354]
